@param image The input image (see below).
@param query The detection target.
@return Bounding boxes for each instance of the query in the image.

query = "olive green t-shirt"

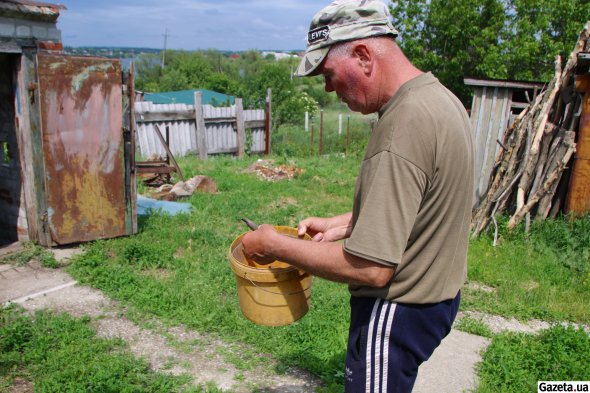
[343,72,474,304]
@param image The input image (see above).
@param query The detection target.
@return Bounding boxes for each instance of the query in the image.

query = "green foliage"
[0,306,196,392]
[477,325,590,392]
[455,316,493,338]
[271,107,373,158]
[0,242,58,268]
[390,0,590,103]
[275,91,319,126]
[135,49,320,129]
[465,215,590,322]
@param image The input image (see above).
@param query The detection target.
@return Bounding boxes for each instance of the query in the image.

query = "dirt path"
[1,247,503,393]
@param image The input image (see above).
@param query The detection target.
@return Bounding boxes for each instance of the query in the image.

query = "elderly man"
[242,0,474,391]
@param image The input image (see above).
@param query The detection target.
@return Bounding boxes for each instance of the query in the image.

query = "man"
[242,1,474,391]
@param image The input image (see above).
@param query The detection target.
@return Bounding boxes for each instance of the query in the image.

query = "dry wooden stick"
[508,132,576,229]
[516,60,561,211]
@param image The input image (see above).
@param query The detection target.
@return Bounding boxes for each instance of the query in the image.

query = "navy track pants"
[344,292,460,393]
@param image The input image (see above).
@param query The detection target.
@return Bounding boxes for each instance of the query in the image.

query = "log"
[516,57,562,210]
[470,21,590,237]
[508,131,576,229]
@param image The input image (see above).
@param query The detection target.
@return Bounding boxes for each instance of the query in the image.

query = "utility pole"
[161,28,170,68]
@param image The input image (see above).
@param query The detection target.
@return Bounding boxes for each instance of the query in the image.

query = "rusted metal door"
[37,54,129,245]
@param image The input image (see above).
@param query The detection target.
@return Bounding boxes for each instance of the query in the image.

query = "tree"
[391,0,506,103]
[390,0,590,104]
[503,0,590,81]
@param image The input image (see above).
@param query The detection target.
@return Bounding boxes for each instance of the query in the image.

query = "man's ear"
[352,44,373,74]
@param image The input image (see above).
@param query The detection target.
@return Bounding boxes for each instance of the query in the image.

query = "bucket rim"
[228,226,311,282]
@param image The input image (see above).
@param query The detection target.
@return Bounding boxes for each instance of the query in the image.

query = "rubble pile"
[243,159,303,182]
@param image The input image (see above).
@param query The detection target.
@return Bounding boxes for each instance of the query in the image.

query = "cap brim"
[294,46,330,77]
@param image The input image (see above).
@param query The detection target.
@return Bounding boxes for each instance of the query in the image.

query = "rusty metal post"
[127,62,137,234]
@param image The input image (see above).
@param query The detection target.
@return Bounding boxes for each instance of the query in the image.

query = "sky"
[52,0,388,52]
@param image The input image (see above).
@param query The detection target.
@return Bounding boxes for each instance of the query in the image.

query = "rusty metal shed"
[0,0,137,247]
[465,77,547,207]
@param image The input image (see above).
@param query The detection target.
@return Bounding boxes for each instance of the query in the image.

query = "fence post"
[346,115,350,153]
[319,110,324,156]
[194,91,208,160]
[235,98,246,157]
[265,88,272,156]
[310,117,315,156]
[338,114,342,135]
[305,111,309,132]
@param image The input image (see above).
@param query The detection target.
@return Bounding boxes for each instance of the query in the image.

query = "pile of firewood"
[471,23,590,239]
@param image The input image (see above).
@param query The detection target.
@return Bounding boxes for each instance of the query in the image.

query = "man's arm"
[242,224,395,287]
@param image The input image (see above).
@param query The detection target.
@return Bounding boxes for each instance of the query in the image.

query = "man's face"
[320,50,370,114]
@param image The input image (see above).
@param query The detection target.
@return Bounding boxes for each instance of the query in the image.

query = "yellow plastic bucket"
[228,226,312,326]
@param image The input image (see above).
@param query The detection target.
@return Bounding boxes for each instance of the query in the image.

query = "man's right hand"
[297,213,353,242]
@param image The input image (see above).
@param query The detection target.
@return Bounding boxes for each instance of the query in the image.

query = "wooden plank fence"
[465,78,546,208]
[135,92,266,158]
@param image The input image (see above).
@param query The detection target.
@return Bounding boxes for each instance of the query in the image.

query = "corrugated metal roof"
[144,89,235,106]
[0,0,65,22]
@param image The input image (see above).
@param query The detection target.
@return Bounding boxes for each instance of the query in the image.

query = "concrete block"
[0,21,15,37]
[47,27,61,42]
[32,25,47,39]
[16,24,31,38]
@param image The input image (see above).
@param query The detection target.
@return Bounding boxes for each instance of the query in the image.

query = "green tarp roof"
[144,89,234,106]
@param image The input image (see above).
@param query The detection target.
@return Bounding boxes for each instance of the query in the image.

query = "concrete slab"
[414,330,490,393]
[0,263,75,305]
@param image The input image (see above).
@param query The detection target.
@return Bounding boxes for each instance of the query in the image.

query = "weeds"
[0,242,59,268]
[476,325,590,392]
[455,315,493,338]
[0,306,198,392]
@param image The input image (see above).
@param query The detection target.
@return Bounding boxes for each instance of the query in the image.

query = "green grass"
[272,106,375,158]
[476,324,590,393]
[454,315,494,338]
[63,152,590,391]
[69,154,356,389]
[5,122,590,391]
[465,216,590,323]
[0,242,59,268]
[0,306,211,392]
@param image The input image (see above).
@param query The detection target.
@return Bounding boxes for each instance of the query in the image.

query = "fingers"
[297,224,310,237]
[312,232,324,242]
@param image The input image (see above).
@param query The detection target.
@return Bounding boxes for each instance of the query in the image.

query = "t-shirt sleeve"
[343,151,428,267]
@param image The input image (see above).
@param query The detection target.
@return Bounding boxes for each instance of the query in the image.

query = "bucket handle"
[243,272,311,296]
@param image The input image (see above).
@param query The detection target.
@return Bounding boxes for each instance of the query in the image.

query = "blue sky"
[53,0,358,51]
[54,0,390,51]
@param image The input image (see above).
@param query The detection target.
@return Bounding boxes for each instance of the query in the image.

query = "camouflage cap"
[295,0,398,77]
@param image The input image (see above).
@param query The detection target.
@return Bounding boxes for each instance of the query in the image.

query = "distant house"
[142,89,235,106]
[261,51,299,60]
